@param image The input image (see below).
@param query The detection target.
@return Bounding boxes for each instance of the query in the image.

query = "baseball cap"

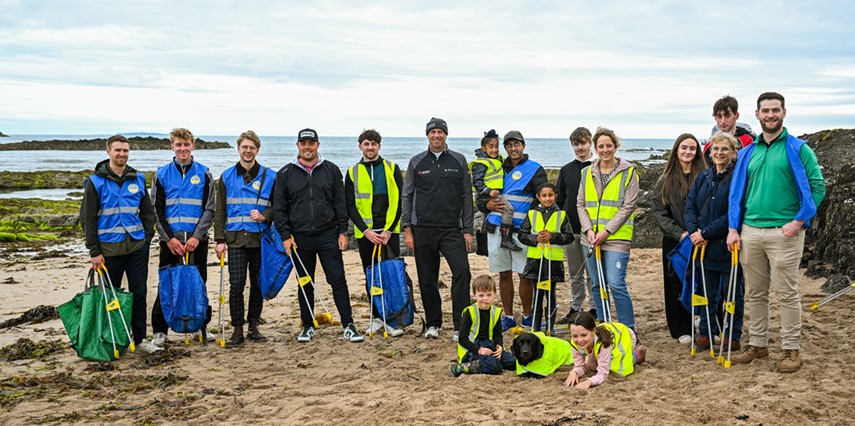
[297,128,319,142]
[503,130,525,144]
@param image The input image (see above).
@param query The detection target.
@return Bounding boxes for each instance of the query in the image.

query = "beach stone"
[820,273,850,294]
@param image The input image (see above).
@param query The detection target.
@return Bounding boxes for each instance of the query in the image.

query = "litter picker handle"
[220,252,225,268]
[700,244,706,262]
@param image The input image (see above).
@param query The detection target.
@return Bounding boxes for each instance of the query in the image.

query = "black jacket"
[517,204,574,281]
[684,165,734,271]
[555,158,592,234]
[401,147,474,233]
[80,159,156,257]
[273,156,348,241]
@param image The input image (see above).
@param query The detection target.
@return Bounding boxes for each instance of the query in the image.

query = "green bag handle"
[84,268,99,293]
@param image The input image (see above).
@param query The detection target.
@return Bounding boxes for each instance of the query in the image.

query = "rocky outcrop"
[0,136,230,150]
[0,131,8,137]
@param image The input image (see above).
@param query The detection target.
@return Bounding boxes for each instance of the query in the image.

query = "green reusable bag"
[58,269,134,362]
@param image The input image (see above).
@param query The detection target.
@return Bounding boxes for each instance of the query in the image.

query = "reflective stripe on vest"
[468,158,504,189]
[525,210,566,261]
[156,161,207,233]
[348,160,400,239]
[515,332,574,376]
[223,165,276,232]
[568,322,635,377]
[457,304,501,362]
[582,166,635,241]
[486,159,540,228]
[90,173,147,243]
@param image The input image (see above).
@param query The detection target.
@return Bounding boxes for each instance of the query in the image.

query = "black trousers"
[662,236,693,338]
[532,285,557,333]
[151,240,211,335]
[227,246,264,327]
[292,228,353,328]
[411,225,471,331]
[103,243,150,344]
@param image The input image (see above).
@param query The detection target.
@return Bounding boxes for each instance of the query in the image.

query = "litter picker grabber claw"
[594,245,612,323]
[289,236,334,327]
[216,252,226,348]
[367,244,389,339]
[98,264,135,354]
[718,247,739,367]
[811,281,855,311]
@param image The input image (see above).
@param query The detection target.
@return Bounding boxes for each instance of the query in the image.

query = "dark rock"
[0,136,231,151]
[0,131,8,137]
[820,273,850,294]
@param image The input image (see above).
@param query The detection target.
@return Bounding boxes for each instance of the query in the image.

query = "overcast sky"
[1,1,853,138]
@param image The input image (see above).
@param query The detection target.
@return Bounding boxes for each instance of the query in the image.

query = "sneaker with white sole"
[151,332,167,348]
[366,318,384,335]
[137,339,163,354]
[424,326,439,339]
[195,329,216,342]
[343,323,364,342]
[678,335,692,345]
[297,326,314,342]
[453,331,459,342]
[384,322,404,337]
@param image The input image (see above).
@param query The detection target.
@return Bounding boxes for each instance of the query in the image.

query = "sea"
[0,133,672,200]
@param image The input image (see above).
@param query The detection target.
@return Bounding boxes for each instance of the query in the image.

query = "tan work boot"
[730,345,769,364]
[778,349,801,373]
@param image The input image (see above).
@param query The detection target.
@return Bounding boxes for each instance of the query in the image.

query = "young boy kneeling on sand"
[564,311,647,389]
[449,275,516,376]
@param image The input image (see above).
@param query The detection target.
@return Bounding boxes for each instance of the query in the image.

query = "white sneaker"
[384,322,404,337]
[424,326,439,339]
[151,332,167,347]
[137,339,163,354]
[678,335,692,345]
[366,319,384,334]
[195,329,215,341]
[453,331,459,342]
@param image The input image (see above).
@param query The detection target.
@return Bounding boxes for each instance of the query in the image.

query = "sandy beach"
[1,244,853,425]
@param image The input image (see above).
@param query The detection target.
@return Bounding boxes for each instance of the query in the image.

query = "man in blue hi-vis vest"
[80,135,158,353]
[149,128,216,348]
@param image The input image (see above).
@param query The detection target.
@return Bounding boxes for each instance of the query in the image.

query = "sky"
[1,1,854,138]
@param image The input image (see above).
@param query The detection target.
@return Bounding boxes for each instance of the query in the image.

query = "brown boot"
[730,345,768,364]
[225,326,245,348]
[247,319,268,342]
[778,349,801,373]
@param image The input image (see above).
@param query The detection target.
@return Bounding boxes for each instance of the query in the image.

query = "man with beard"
[727,92,825,373]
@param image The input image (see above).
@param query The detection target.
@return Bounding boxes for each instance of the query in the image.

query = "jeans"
[586,249,635,328]
[461,339,516,374]
[103,243,150,344]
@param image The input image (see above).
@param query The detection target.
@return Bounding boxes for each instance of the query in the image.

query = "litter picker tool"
[718,247,739,367]
[97,264,135,354]
[533,242,554,335]
[216,252,226,348]
[595,245,612,323]
[690,245,715,357]
[288,236,334,327]
[367,244,389,339]
[811,281,855,311]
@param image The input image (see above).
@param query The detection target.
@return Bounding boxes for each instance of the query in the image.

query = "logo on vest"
[512,171,522,180]
[127,184,139,194]
[252,180,261,190]
[190,175,201,185]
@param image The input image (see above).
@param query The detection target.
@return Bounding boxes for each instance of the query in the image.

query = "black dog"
[512,332,544,366]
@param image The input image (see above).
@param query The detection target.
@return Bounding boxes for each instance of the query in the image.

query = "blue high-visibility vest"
[156,161,208,233]
[90,173,147,243]
[486,159,540,228]
[223,165,276,232]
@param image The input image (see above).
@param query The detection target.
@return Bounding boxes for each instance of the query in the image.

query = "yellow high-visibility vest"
[468,158,504,190]
[525,210,566,261]
[457,304,502,362]
[348,160,400,239]
[569,322,635,377]
[582,166,635,241]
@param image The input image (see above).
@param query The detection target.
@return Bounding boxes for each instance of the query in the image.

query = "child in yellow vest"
[449,275,517,376]
[564,311,647,389]
[470,129,521,251]
[518,183,574,333]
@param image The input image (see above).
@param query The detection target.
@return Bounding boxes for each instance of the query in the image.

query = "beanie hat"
[425,117,448,135]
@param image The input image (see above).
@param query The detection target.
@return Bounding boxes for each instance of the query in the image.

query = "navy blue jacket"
[684,165,733,271]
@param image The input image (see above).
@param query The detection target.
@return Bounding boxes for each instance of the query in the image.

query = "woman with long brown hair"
[652,133,706,344]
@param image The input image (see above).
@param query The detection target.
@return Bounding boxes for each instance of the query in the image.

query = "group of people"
[80,91,824,384]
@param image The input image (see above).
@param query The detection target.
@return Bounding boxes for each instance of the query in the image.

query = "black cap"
[297,128,318,142]
[503,130,525,144]
[425,117,448,135]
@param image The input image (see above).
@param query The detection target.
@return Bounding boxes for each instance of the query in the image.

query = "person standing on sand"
[479,130,547,332]
[273,128,363,344]
[651,133,705,345]
[214,130,277,347]
[79,134,159,353]
[402,117,473,341]
[727,92,825,373]
[344,129,407,337]
[149,128,216,348]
